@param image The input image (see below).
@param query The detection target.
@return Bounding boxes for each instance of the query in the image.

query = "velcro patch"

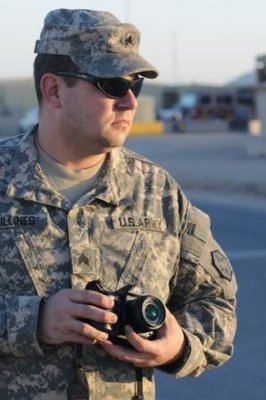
[112,216,166,232]
[211,250,232,281]
[0,214,36,228]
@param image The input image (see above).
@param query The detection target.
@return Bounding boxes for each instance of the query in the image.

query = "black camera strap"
[132,367,144,400]
[67,344,90,400]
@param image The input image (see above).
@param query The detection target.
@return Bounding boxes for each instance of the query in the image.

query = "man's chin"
[101,130,130,149]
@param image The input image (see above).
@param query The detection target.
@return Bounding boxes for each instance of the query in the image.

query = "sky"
[0,0,266,86]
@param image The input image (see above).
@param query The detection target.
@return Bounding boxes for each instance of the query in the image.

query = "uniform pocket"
[116,231,149,289]
[15,232,52,296]
[114,230,178,303]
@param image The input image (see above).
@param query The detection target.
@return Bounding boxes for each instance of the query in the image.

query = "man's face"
[57,75,139,156]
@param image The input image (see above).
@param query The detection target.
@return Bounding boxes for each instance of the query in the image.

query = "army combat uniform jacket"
[0,130,237,400]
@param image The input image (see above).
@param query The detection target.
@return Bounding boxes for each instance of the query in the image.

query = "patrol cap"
[34,8,158,79]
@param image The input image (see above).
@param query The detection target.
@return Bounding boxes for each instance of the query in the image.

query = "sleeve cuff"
[158,329,204,377]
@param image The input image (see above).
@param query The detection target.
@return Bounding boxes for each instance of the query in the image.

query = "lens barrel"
[126,295,165,333]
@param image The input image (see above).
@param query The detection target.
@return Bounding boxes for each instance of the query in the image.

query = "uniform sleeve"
[163,204,237,378]
[0,295,44,357]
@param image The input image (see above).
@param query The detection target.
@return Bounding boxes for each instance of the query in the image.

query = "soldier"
[0,8,237,400]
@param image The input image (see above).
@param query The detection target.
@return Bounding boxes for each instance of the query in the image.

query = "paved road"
[155,196,266,400]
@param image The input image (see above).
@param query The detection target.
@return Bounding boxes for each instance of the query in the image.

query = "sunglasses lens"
[131,79,143,98]
[99,79,128,98]
[98,78,143,99]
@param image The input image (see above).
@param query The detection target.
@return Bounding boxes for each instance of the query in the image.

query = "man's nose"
[115,89,138,110]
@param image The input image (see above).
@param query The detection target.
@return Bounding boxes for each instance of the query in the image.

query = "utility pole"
[172,27,178,84]
[124,0,131,21]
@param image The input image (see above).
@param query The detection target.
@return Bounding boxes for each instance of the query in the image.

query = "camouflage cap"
[34,9,158,79]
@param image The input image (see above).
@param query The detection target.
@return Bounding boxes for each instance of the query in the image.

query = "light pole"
[124,0,131,21]
[172,27,178,84]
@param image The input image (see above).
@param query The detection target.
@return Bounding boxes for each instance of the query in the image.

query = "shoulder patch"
[180,206,210,263]
[211,250,232,281]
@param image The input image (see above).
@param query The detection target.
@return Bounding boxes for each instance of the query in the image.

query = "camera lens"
[126,295,165,333]
[141,298,165,328]
[144,303,160,322]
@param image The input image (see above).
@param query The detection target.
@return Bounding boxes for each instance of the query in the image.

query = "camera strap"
[132,367,144,400]
[67,344,90,400]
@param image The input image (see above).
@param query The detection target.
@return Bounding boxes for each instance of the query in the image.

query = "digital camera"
[84,280,166,345]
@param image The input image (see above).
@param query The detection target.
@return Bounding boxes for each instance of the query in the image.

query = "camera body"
[84,280,166,345]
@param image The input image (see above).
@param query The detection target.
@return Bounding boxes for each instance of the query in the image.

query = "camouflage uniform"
[0,130,237,399]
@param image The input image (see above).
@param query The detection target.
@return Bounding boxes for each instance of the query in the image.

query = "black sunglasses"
[55,71,144,99]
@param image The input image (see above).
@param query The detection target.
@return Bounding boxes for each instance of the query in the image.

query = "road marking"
[228,249,266,260]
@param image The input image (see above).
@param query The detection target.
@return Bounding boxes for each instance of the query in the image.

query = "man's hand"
[100,307,185,368]
[37,288,117,345]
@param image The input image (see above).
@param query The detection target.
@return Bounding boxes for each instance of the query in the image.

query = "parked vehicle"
[157,87,255,133]
[17,107,39,133]
[157,91,207,132]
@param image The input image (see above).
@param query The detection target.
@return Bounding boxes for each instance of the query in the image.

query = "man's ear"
[40,74,62,108]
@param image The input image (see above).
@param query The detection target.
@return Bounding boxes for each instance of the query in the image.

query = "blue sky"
[1,0,265,85]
